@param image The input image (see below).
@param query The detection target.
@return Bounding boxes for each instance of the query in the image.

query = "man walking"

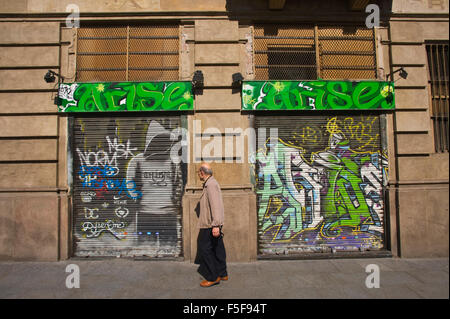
[197,163,228,287]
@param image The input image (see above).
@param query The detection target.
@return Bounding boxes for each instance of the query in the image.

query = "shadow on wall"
[224,0,393,16]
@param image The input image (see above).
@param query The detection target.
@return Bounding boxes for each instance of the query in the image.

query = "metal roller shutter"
[254,114,387,256]
[72,116,184,258]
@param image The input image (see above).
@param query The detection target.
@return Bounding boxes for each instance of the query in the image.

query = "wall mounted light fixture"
[192,70,204,89]
[44,70,65,83]
[232,72,244,88]
[44,70,65,106]
[386,67,408,81]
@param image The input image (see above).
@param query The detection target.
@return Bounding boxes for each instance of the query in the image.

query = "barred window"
[426,43,449,153]
[76,24,179,82]
[254,25,317,80]
[253,24,377,80]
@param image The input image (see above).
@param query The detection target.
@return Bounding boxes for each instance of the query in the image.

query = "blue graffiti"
[78,165,142,200]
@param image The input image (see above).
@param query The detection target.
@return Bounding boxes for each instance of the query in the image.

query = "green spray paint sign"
[57,81,194,112]
[241,80,395,111]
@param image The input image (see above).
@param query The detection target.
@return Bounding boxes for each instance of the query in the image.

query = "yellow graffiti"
[96,83,105,92]
[326,116,379,152]
[342,117,379,151]
[326,117,342,135]
[270,81,286,93]
[264,196,283,219]
[291,126,321,144]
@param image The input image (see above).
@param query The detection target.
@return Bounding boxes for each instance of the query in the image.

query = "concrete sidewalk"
[0,257,448,299]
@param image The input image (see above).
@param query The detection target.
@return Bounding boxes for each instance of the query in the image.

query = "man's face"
[198,168,206,182]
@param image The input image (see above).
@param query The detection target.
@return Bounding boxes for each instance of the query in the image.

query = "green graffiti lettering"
[136,83,164,111]
[288,88,304,109]
[326,157,371,231]
[353,82,384,109]
[162,82,193,110]
[241,80,395,111]
[103,84,129,112]
[74,84,103,112]
[58,81,194,113]
[326,81,353,109]
[262,82,284,110]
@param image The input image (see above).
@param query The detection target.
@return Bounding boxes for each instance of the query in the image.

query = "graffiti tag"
[254,116,387,251]
[242,81,395,111]
[58,82,194,112]
[81,219,128,239]
[78,165,142,200]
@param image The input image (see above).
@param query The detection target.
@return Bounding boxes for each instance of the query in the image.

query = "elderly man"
[197,163,228,287]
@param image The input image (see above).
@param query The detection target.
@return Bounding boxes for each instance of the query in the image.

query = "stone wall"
[0,0,448,260]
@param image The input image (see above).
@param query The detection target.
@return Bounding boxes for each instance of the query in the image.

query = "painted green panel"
[57,82,194,112]
[241,80,395,111]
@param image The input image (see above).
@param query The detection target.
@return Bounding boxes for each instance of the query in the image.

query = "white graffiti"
[360,163,384,233]
[59,83,78,100]
[115,206,129,218]
[290,150,323,228]
[298,82,313,91]
[113,196,128,205]
[81,220,127,239]
[80,191,96,203]
[84,207,99,219]
[308,97,316,109]
[76,136,137,170]
[58,83,79,112]
[106,136,137,161]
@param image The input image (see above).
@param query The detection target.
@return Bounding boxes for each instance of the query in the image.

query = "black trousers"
[197,228,227,282]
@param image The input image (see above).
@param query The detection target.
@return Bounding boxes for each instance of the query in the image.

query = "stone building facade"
[0,0,448,261]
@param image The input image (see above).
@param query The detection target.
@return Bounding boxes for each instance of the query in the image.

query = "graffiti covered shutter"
[254,115,387,256]
[72,116,184,258]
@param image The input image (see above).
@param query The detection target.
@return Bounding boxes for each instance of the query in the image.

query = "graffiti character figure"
[253,115,387,252]
[313,132,384,237]
[126,121,182,247]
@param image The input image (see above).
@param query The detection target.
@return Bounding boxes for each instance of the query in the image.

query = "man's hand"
[212,227,221,238]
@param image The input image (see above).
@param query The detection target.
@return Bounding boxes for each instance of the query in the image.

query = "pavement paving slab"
[0,257,448,300]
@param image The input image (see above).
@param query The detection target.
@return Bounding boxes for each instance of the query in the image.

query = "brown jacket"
[198,176,224,229]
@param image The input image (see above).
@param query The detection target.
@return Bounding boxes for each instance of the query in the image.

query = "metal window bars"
[253,24,377,80]
[76,25,179,82]
[426,43,449,153]
[254,25,317,80]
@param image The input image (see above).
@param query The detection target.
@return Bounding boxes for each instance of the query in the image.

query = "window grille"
[76,24,179,82]
[318,26,376,80]
[426,43,449,153]
[254,25,317,80]
[253,24,377,80]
